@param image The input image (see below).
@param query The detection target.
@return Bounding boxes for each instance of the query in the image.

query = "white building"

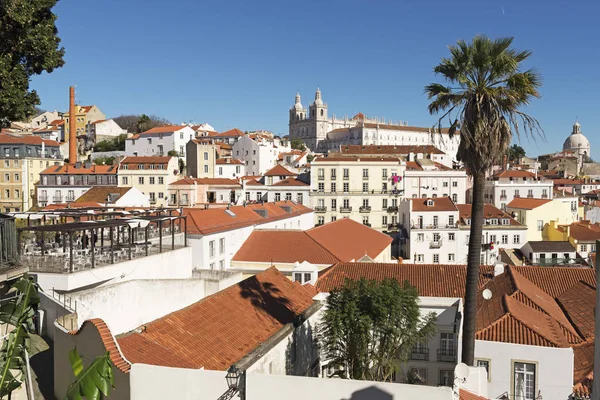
[88,119,126,142]
[483,170,553,210]
[167,177,242,207]
[118,156,180,207]
[404,158,467,203]
[288,89,460,160]
[184,202,314,271]
[399,197,526,264]
[243,164,310,205]
[125,125,196,161]
[520,241,578,265]
[72,185,150,207]
[215,158,245,179]
[310,155,405,231]
[232,134,291,176]
[562,121,591,166]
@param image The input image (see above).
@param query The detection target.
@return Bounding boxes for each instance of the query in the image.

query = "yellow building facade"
[506,198,580,242]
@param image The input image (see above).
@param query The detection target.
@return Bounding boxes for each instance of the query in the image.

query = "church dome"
[563,121,590,152]
[293,92,303,111]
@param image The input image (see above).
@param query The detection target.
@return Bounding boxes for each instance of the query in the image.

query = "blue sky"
[32,0,600,158]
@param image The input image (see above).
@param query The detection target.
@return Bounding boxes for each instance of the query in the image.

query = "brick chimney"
[68,86,77,163]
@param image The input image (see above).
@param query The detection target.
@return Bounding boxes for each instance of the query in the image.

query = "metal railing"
[430,239,443,249]
[314,206,327,213]
[412,224,455,229]
[38,195,48,202]
[410,348,429,361]
[387,206,398,213]
[500,195,507,200]
[437,348,456,362]
[362,175,369,180]
[363,222,371,227]
[340,207,352,213]
[65,194,75,202]
[52,195,62,202]
[387,223,400,231]
[359,206,371,213]
[533,257,585,266]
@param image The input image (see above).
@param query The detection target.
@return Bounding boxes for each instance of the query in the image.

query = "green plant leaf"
[69,347,84,378]
[65,350,114,400]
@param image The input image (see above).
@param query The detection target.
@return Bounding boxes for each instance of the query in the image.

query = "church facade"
[288,89,460,161]
[563,121,591,164]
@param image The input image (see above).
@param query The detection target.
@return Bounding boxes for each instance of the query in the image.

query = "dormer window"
[501,218,510,225]
[426,199,434,207]
[465,218,471,225]
[490,218,498,225]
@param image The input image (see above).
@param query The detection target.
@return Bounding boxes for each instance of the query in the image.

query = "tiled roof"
[492,170,536,179]
[567,221,600,242]
[116,267,317,370]
[184,201,313,235]
[120,156,172,166]
[49,119,64,126]
[215,158,243,165]
[69,319,131,373]
[456,204,522,226]
[411,197,457,212]
[572,340,594,397]
[338,144,444,155]
[352,112,365,120]
[506,198,551,210]
[557,281,596,339]
[263,164,298,177]
[526,241,576,253]
[306,218,392,262]
[0,133,60,147]
[510,266,596,298]
[217,128,245,137]
[271,177,309,187]
[459,389,489,400]
[244,179,264,186]
[170,177,240,186]
[553,179,585,186]
[140,125,187,135]
[40,164,118,175]
[79,105,94,113]
[74,186,132,204]
[312,156,402,163]
[232,230,339,264]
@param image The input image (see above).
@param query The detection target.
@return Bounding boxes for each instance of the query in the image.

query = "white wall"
[34,246,193,292]
[474,340,574,400]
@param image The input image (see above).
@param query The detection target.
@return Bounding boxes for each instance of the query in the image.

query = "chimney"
[69,86,77,163]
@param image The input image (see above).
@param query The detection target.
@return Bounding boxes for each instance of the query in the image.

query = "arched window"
[320,109,324,116]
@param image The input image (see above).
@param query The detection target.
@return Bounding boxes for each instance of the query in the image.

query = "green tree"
[65,348,114,400]
[319,278,436,381]
[178,158,185,175]
[93,134,127,152]
[93,156,116,166]
[0,275,40,397]
[0,0,65,127]
[506,144,526,162]
[290,137,306,151]
[136,114,151,133]
[306,154,315,163]
[425,36,542,365]
[167,150,179,157]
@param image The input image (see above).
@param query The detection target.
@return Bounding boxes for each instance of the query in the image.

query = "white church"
[288,88,460,161]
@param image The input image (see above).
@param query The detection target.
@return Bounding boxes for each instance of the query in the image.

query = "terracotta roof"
[127,134,140,140]
[405,161,422,171]
[184,201,313,235]
[271,177,309,187]
[526,241,576,253]
[459,389,489,400]
[339,144,444,155]
[553,179,585,186]
[312,156,402,163]
[263,164,298,177]
[510,266,596,298]
[40,164,118,175]
[492,170,537,179]
[411,197,457,212]
[573,340,594,397]
[79,105,94,113]
[557,281,596,339]
[567,221,600,242]
[116,267,317,370]
[352,112,365,120]
[120,156,172,165]
[69,319,131,373]
[215,158,243,165]
[456,204,522,226]
[506,198,551,210]
[170,177,240,186]
[93,119,107,124]
[49,119,64,126]
[244,179,264,186]
[140,125,188,135]
[0,133,60,147]
[217,128,245,137]
[75,186,132,204]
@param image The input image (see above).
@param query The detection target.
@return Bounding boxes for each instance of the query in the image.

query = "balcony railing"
[387,223,400,232]
[331,175,337,180]
[500,195,507,200]
[410,348,429,361]
[314,206,327,213]
[149,198,157,205]
[412,224,454,229]
[65,194,75,203]
[318,175,325,180]
[541,194,548,198]
[314,222,324,227]
[527,194,534,198]
[430,239,443,249]
[359,206,371,213]
[179,198,189,206]
[343,175,349,180]
[168,199,177,206]
[52,195,62,202]
[362,175,369,180]
[437,348,456,362]
[363,223,371,227]
[340,206,352,213]
[386,206,398,213]
[38,195,48,202]
[533,257,585,266]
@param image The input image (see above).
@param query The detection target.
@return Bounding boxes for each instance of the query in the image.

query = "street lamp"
[225,365,242,391]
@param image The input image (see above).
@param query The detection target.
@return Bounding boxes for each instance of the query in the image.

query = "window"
[581,244,587,252]
[275,193,281,201]
[330,169,336,179]
[297,193,303,204]
[219,238,225,255]
[14,173,19,181]
[362,182,369,192]
[343,199,350,208]
[443,181,448,187]
[14,189,19,199]
[382,199,388,209]
[433,215,438,227]
[149,177,155,184]
[433,254,439,264]
[209,241,215,258]
[331,182,336,192]
[245,191,251,201]
[158,177,164,185]
[256,192,262,201]
[285,193,292,201]
[138,177,144,184]
[382,168,388,178]
[452,181,458,187]
[219,260,224,269]
[158,192,164,199]
[122,177,128,185]
[417,233,424,242]
[449,215,454,226]
[515,189,520,198]
[382,216,388,226]
[528,189,533,197]
[416,254,424,262]
[362,198,369,207]
[513,235,520,244]
[318,183,324,192]
[440,333,455,355]
[317,216,325,225]
[439,370,453,386]
[331,216,336,222]
[209,262,215,269]
[409,368,427,385]
[362,168,369,178]
[513,362,536,400]
[203,152,209,160]
[343,168,349,179]
[452,194,457,202]
[502,234,508,244]
[490,235,496,244]
[331,199,337,210]
[536,220,544,231]
[476,359,491,381]
[362,216,369,225]
[343,183,349,193]
[448,254,455,262]
[448,232,455,241]
[317,168,324,179]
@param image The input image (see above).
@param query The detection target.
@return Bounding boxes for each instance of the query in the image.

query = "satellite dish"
[482,289,493,300]
[454,363,470,382]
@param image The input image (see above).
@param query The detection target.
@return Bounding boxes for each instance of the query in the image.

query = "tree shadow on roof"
[343,386,394,400]
[238,277,294,325]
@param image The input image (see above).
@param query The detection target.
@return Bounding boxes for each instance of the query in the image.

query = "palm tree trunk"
[462,170,485,365]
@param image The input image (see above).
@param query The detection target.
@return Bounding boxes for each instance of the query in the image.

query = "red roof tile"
[271,177,309,187]
[557,281,596,339]
[411,197,457,212]
[459,389,489,400]
[567,221,600,242]
[457,204,522,226]
[263,164,298,177]
[75,186,132,204]
[492,170,536,179]
[217,128,245,137]
[0,133,60,147]
[140,125,188,135]
[215,158,243,165]
[506,198,552,209]
[510,266,596,298]
[120,156,172,165]
[116,267,317,370]
[41,164,118,175]
[573,340,594,397]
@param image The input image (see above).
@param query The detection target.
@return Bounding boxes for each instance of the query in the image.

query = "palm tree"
[425,36,542,365]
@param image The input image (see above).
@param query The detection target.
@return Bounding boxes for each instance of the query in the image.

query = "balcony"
[340,206,352,213]
[359,206,371,213]
[363,223,371,227]
[330,175,337,180]
[52,195,62,203]
[179,198,189,206]
[314,222,324,227]
[386,206,398,213]
[343,175,349,180]
[149,198,157,205]
[387,223,400,232]
[362,175,369,180]
[437,348,456,362]
[527,194,534,198]
[318,175,325,181]
[412,224,454,229]
[541,194,548,199]
[168,199,177,206]
[314,206,327,213]
[65,194,75,203]
[430,238,443,249]
[410,348,429,361]
[500,195,507,200]
[38,195,48,203]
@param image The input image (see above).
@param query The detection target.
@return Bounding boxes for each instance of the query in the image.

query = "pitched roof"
[74,186,132,204]
[217,128,245,137]
[557,281,596,339]
[459,389,489,400]
[411,197,457,212]
[526,241,576,253]
[0,133,60,147]
[263,164,298,177]
[120,156,172,165]
[271,177,309,187]
[509,266,596,298]
[338,144,444,155]
[567,221,600,242]
[140,125,188,135]
[456,204,522,226]
[169,177,240,186]
[492,170,536,179]
[40,164,118,175]
[116,267,317,370]
[215,158,244,165]
[553,178,585,186]
[572,340,594,397]
[506,198,552,210]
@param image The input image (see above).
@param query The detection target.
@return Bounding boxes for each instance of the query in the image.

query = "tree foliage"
[425,35,542,365]
[93,156,116,166]
[178,158,185,174]
[0,274,40,398]
[112,114,171,134]
[0,0,65,128]
[507,144,526,162]
[319,278,436,382]
[290,137,306,151]
[93,134,128,152]
[167,150,179,157]
[65,348,114,400]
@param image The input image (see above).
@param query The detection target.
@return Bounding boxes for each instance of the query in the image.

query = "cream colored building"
[62,105,106,136]
[506,197,579,242]
[118,156,180,207]
[310,156,405,231]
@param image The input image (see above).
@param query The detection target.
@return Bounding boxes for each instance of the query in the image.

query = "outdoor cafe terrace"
[17,214,187,274]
